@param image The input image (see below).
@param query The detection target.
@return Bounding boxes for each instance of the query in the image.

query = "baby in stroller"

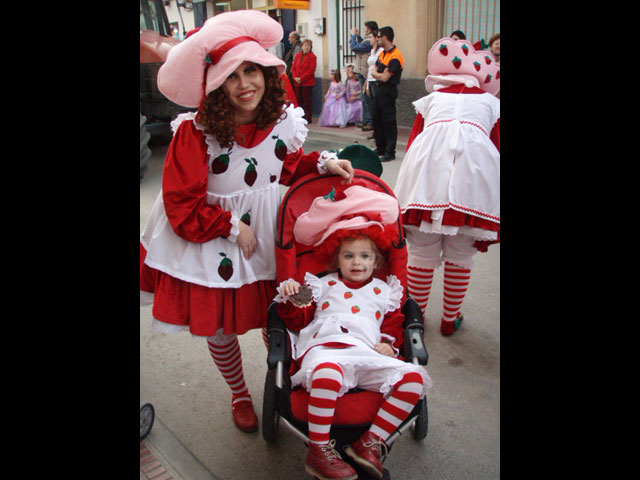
[275,185,432,480]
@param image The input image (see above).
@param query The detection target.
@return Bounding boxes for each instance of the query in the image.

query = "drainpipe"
[336,0,340,71]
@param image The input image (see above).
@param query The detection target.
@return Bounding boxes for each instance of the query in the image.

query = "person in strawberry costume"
[275,186,431,480]
[395,36,500,337]
[140,10,354,435]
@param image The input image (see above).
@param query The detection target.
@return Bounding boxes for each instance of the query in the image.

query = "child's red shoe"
[231,400,258,433]
[305,440,358,480]
[345,431,388,479]
[440,313,464,337]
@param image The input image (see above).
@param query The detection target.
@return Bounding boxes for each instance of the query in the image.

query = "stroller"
[262,154,429,479]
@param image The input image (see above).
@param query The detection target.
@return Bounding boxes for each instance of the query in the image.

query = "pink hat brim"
[157,10,286,108]
[293,185,400,247]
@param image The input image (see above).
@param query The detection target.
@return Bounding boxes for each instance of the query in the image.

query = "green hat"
[336,144,382,177]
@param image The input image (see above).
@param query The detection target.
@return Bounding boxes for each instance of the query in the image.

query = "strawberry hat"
[425,37,500,96]
[157,10,286,108]
[293,185,400,249]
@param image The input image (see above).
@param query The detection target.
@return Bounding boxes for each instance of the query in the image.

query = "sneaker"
[356,122,364,128]
[345,431,388,479]
[380,153,395,162]
[440,313,464,336]
[305,440,358,480]
[231,400,258,433]
[361,125,373,131]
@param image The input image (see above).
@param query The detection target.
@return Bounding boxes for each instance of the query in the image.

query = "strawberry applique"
[328,280,337,286]
[244,158,258,186]
[473,61,481,72]
[375,311,382,320]
[439,44,448,56]
[272,135,287,161]
[496,70,500,79]
[240,210,251,226]
[451,56,462,69]
[269,173,277,183]
[340,326,349,333]
[217,252,233,281]
[344,291,353,299]
[211,147,232,174]
[461,44,469,56]
[351,306,360,314]
[484,74,492,84]
[321,301,330,310]
[373,287,381,295]
[484,55,492,65]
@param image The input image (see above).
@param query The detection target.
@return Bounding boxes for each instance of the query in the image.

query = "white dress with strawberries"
[289,272,432,398]
[141,105,307,289]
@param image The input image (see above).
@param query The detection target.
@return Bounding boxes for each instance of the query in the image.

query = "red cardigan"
[291,51,317,87]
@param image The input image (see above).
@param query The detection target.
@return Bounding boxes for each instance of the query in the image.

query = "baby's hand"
[280,280,300,298]
[375,342,394,357]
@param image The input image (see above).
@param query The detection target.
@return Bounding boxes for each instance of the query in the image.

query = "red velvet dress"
[140,107,320,336]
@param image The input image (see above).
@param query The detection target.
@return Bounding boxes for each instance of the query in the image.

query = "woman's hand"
[237,221,257,259]
[375,342,394,357]
[326,158,354,184]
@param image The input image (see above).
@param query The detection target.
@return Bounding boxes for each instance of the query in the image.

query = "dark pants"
[294,85,314,123]
[372,82,398,155]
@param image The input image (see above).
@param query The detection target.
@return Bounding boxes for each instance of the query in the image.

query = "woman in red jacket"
[291,39,317,123]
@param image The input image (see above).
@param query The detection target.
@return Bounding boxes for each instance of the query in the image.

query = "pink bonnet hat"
[425,37,500,96]
[294,186,400,247]
[157,10,286,107]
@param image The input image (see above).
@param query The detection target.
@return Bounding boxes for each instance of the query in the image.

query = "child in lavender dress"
[345,67,363,125]
[318,69,348,127]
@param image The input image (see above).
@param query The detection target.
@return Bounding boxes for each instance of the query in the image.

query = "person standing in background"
[349,21,378,131]
[291,39,317,123]
[371,26,404,162]
[284,31,302,86]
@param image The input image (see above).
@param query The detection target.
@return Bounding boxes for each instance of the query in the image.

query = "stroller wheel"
[262,368,280,443]
[412,397,428,441]
[140,402,155,440]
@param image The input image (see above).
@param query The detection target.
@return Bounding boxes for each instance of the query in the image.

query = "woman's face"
[222,61,265,124]
[337,237,378,283]
[491,39,500,56]
[301,42,311,54]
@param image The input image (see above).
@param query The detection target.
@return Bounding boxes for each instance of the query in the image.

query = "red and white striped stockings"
[206,328,269,405]
[407,261,471,336]
[307,362,423,445]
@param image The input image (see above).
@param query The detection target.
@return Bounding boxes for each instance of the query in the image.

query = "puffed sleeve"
[162,120,234,243]
[490,117,500,152]
[379,276,405,354]
[406,113,425,152]
[379,309,405,356]
[280,149,321,186]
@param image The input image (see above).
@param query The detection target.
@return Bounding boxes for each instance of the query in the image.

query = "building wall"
[159,0,497,127]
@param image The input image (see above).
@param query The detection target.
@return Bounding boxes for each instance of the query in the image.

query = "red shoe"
[441,313,464,337]
[231,400,258,433]
[305,440,358,480]
[345,431,387,479]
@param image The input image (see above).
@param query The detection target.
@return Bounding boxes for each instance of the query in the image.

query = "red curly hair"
[315,224,398,272]
[196,64,291,148]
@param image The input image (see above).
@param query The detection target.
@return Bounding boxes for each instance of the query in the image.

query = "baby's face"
[337,238,377,283]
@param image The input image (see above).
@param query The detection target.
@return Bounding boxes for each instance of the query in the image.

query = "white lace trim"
[227,214,240,243]
[303,272,322,303]
[385,275,403,312]
[286,105,309,153]
[274,278,296,303]
[171,112,197,134]
[317,150,339,174]
[296,356,431,398]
